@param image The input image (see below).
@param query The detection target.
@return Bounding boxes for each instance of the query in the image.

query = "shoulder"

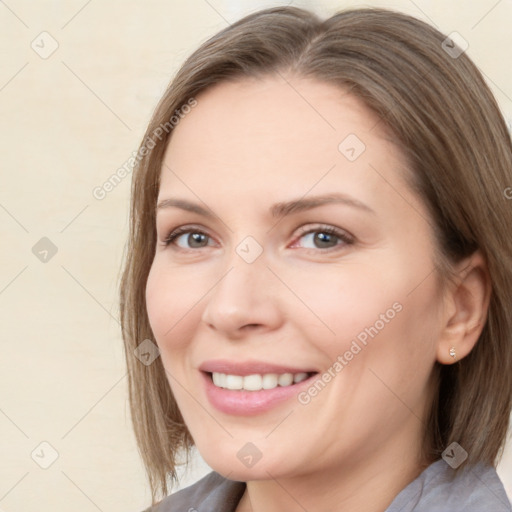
[386,458,512,512]
[141,471,246,512]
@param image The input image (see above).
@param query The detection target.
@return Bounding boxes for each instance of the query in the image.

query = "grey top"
[143,458,512,511]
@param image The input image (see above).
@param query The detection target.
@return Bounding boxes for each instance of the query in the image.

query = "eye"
[162,225,214,250]
[161,224,354,252]
[292,225,354,251]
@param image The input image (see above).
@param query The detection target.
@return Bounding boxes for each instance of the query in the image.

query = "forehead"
[159,75,406,204]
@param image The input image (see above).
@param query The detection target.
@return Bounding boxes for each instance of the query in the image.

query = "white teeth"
[211,371,311,391]
[225,374,243,390]
[262,373,278,389]
[278,373,293,386]
[212,372,221,387]
[243,374,262,391]
[293,372,309,383]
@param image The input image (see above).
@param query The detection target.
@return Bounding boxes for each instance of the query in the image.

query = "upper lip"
[199,359,318,376]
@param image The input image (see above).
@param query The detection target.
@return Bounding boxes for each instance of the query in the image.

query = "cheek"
[345,268,441,397]
[145,260,203,351]
[308,257,441,369]
[280,260,402,345]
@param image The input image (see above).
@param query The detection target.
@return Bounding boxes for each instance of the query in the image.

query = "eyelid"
[294,223,353,239]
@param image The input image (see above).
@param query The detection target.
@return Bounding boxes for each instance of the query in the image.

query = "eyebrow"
[156,193,375,219]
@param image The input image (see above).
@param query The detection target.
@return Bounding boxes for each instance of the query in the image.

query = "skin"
[145,75,490,512]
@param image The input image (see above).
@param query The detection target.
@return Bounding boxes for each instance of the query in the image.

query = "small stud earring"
[449,347,456,359]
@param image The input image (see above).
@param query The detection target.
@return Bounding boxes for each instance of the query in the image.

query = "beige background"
[0,0,511,510]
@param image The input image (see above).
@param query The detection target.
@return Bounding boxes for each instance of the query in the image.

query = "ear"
[436,251,491,365]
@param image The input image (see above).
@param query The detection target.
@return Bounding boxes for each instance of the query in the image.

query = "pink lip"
[199,360,319,416]
[199,359,317,376]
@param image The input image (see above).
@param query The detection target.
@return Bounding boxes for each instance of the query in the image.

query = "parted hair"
[119,6,512,505]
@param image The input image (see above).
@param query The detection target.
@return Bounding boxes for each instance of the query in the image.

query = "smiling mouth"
[206,371,318,391]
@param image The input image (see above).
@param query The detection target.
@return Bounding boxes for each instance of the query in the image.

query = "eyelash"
[161,224,354,253]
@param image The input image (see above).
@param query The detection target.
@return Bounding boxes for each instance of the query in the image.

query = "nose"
[200,253,284,339]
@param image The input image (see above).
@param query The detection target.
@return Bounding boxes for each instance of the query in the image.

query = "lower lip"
[201,371,318,415]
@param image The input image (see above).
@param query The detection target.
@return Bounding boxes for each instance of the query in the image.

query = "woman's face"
[146,75,445,480]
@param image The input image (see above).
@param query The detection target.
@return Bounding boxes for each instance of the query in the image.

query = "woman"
[119,6,512,511]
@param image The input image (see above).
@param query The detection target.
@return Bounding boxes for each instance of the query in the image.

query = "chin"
[199,446,287,481]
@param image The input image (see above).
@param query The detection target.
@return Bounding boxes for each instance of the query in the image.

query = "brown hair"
[119,6,512,505]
